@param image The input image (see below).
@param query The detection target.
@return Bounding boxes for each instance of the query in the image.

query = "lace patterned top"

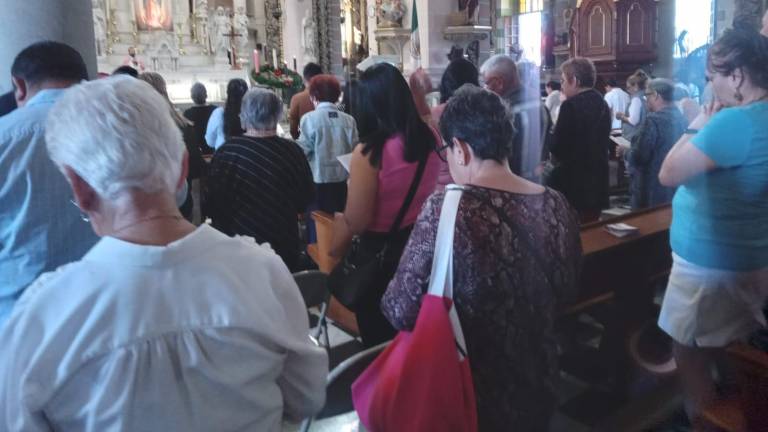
[382,185,582,431]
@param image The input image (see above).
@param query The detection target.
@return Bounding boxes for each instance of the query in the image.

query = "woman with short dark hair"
[382,85,581,430]
[432,58,479,123]
[658,27,768,427]
[330,63,441,346]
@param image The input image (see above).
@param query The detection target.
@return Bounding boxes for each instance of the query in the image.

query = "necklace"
[110,214,184,236]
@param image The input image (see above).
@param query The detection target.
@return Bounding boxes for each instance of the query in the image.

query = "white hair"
[239,88,283,131]
[479,54,519,84]
[45,76,185,200]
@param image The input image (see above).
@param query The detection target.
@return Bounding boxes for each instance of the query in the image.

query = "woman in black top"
[548,57,611,222]
[184,82,217,156]
[207,89,314,271]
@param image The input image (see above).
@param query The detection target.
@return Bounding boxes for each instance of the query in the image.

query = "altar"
[93,0,265,102]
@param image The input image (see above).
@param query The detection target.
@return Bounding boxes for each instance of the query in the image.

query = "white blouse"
[0,225,327,431]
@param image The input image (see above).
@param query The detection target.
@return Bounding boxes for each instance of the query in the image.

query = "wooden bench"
[308,205,674,358]
[702,343,768,432]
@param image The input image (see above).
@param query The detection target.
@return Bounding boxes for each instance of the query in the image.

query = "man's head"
[11,41,88,107]
[644,78,675,112]
[479,54,520,97]
[302,62,322,84]
[605,78,618,91]
[112,65,139,78]
[190,82,208,105]
[128,46,137,57]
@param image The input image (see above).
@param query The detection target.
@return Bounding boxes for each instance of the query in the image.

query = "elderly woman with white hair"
[207,88,314,272]
[0,76,327,432]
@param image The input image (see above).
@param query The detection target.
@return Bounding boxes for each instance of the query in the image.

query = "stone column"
[415,0,454,81]
[0,0,97,92]
[283,0,312,72]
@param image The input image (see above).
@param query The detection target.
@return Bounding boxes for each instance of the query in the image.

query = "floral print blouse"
[381,185,582,431]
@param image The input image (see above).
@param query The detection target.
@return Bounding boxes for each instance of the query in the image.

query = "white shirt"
[545,90,562,123]
[0,225,327,432]
[297,102,358,183]
[604,87,630,129]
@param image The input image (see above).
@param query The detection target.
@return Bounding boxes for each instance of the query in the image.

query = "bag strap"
[387,155,428,236]
[426,185,468,359]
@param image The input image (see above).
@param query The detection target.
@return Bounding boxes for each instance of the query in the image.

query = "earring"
[734,88,744,102]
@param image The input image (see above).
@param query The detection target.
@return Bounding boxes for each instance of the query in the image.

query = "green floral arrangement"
[251,64,304,91]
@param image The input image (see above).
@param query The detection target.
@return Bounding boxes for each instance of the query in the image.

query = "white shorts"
[658,253,768,347]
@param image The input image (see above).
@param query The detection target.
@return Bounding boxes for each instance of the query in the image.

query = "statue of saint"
[458,0,479,24]
[301,8,317,61]
[234,7,250,54]
[92,0,107,57]
[377,0,406,28]
[212,6,230,57]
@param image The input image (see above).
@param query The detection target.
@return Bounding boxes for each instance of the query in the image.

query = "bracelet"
[684,128,699,134]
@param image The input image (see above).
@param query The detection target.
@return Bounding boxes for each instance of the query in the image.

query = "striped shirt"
[207,135,314,271]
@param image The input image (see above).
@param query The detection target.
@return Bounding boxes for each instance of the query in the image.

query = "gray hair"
[190,82,207,105]
[239,88,283,131]
[45,76,185,200]
[647,78,676,102]
[479,54,519,85]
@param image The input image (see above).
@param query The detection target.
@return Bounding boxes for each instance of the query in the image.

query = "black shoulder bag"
[328,156,428,312]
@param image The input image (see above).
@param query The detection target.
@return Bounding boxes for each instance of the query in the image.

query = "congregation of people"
[0,16,767,431]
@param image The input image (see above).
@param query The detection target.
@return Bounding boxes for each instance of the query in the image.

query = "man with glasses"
[480,55,550,182]
[624,78,688,209]
[0,42,99,327]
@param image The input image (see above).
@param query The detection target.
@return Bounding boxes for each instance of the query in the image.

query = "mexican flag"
[410,0,420,60]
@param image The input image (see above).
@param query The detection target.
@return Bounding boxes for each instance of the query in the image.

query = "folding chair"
[293,270,331,349]
[299,341,390,432]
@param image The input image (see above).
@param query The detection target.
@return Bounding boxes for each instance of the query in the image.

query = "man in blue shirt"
[0,41,99,327]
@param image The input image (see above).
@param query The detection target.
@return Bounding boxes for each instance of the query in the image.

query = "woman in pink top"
[330,63,441,346]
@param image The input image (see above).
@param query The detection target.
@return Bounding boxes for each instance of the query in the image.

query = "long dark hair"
[357,63,436,167]
[439,58,479,103]
[223,78,248,138]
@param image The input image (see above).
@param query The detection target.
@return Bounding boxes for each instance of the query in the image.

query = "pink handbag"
[352,186,478,432]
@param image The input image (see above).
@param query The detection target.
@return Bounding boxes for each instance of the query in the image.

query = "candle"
[293,56,297,71]
[253,49,260,72]
[272,49,278,68]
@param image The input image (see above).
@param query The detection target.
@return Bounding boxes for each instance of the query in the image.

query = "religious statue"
[195,0,209,49]
[92,0,107,57]
[234,7,250,54]
[301,8,317,61]
[377,0,406,28]
[212,6,230,57]
[457,0,479,25]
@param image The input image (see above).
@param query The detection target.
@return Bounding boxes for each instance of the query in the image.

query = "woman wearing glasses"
[624,78,688,210]
[382,85,581,430]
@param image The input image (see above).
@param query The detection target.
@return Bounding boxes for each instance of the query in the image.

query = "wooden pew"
[702,343,768,432]
[564,205,673,397]
[309,205,674,362]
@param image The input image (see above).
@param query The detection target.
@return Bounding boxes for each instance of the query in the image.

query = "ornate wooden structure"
[573,0,659,83]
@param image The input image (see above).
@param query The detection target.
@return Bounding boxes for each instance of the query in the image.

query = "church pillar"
[415,0,456,81]
[283,0,312,72]
[0,0,97,92]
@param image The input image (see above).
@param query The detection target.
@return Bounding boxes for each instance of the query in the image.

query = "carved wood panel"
[578,0,614,58]
[616,0,656,60]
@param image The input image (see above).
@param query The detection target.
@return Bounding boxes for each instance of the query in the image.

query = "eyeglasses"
[436,142,451,163]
